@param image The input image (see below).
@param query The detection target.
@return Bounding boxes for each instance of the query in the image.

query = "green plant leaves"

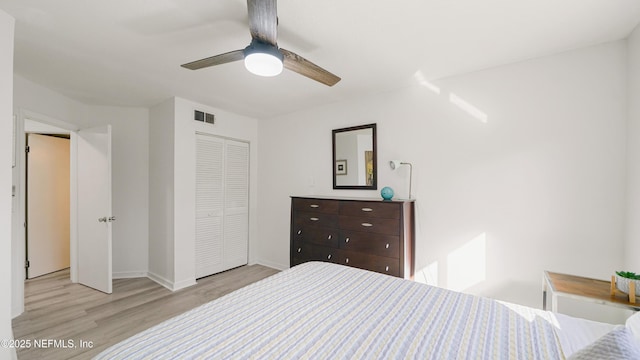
[616,271,640,280]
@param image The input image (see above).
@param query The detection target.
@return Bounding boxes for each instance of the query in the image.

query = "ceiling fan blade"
[280,48,341,86]
[181,49,245,70]
[247,0,278,46]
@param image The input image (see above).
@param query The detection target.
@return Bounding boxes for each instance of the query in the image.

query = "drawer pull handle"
[345,238,350,243]
[310,217,319,221]
[297,248,301,253]
[327,254,332,260]
[361,223,373,227]
[345,258,349,264]
[385,266,390,272]
[327,235,332,240]
[361,207,373,212]
[297,230,302,235]
[310,204,320,208]
[385,243,389,249]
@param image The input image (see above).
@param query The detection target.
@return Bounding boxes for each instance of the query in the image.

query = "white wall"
[626,25,640,272]
[258,41,628,321]
[149,97,259,289]
[0,8,16,360]
[148,98,176,287]
[14,76,91,129]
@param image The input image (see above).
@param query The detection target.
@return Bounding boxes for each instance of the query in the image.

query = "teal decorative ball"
[381,186,394,200]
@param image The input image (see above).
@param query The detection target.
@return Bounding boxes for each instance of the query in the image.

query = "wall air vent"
[194,110,215,125]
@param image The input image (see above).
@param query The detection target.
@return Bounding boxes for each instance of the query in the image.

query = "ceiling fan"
[181,0,341,87]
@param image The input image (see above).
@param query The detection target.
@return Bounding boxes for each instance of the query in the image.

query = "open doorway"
[12,111,114,318]
[25,133,70,279]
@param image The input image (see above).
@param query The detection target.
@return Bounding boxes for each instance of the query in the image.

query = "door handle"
[108,216,116,222]
[98,217,107,223]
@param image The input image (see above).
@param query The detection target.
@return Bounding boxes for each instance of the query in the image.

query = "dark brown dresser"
[290,196,415,279]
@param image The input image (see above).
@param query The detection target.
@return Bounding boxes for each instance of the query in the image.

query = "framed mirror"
[332,123,377,190]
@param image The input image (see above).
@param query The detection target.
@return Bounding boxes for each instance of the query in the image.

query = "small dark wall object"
[195,110,204,122]
[194,110,215,125]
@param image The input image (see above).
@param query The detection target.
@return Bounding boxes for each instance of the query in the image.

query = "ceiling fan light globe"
[244,52,283,77]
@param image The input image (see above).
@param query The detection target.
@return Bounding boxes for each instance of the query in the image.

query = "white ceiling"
[1,0,639,118]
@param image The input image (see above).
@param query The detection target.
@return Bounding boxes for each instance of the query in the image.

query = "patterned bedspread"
[95,262,564,359]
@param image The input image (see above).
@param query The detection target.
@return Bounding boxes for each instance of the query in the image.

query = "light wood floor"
[12,265,279,360]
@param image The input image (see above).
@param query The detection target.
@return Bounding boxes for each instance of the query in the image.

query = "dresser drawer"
[294,212,338,229]
[339,215,400,236]
[292,241,339,264]
[339,201,400,219]
[293,227,339,248]
[292,198,339,214]
[340,231,399,258]
[335,251,399,277]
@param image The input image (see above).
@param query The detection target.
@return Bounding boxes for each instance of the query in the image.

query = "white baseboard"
[173,278,197,291]
[12,303,24,320]
[252,259,289,271]
[147,271,175,291]
[113,271,148,279]
[147,271,197,292]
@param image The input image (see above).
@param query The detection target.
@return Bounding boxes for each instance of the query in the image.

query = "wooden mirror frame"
[332,123,377,190]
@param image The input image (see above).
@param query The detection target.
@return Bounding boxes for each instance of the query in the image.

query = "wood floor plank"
[12,264,279,360]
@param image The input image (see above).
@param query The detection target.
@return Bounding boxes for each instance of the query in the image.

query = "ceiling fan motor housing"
[244,39,283,60]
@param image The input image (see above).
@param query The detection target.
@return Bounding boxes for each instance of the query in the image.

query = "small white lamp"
[389,160,413,199]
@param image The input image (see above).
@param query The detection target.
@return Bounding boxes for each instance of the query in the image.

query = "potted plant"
[615,271,640,295]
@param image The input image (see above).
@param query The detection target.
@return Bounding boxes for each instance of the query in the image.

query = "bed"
[95,262,640,359]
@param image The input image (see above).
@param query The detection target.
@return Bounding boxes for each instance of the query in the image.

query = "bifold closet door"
[195,134,249,278]
[222,140,250,270]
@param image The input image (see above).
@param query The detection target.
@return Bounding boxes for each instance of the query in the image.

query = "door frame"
[11,109,80,317]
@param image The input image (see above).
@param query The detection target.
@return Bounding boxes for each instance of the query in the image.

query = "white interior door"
[77,125,112,293]
[26,134,70,278]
